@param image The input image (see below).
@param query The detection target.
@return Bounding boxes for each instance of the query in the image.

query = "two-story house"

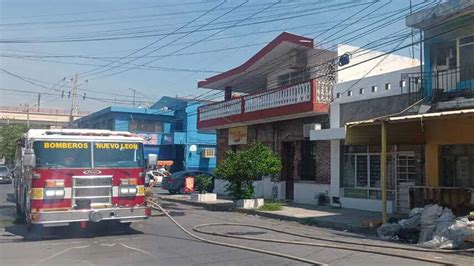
[311,44,420,214]
[326,0,473,217]
[196,32,336,203]
[75,96,217,172]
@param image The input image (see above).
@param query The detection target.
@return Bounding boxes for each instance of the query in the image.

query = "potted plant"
[190,174,217,202]
[215,142,282,209]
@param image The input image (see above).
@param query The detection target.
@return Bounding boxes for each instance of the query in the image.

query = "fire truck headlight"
[44,188,65,199]
[119,186,137,196]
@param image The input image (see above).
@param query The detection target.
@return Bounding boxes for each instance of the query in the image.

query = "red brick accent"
[315,140,330,184]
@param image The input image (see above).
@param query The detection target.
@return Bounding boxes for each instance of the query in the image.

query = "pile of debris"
[377,204,474,249]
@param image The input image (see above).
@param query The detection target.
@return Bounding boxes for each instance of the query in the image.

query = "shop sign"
[228,126,247,145]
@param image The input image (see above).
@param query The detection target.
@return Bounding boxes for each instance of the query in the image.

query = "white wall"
[340,197,394,214]
[337,44,420,83]
[293,183,330,205]
[213,178,285,200]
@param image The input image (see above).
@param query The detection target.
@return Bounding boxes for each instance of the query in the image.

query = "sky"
[0,0,430,113]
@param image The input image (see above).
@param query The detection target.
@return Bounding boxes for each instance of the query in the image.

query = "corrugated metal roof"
[346,109,474,127]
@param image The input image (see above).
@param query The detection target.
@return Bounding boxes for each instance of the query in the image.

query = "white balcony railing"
[244,81,311,113]
[199,98,242,121]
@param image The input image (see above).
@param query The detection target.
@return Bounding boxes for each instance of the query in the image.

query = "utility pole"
[69,74,79,127]
[129,88,136,108]
[410,0,415,60]
[25,104,30,128]
[37,93,41,112]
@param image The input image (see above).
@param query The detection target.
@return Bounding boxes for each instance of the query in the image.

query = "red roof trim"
[197,32,314,88]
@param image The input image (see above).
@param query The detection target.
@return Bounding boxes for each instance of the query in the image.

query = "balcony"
[401,65,474,104]
[197,79,331,129]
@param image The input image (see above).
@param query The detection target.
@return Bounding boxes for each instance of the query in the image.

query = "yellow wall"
[423,116,474,186]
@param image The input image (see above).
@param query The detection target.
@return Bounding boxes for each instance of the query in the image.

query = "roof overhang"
[406,0,474,29]
[197,32,314,93]
[345,109,474,145]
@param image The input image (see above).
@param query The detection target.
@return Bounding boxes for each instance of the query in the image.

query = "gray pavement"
[0,184,472,265]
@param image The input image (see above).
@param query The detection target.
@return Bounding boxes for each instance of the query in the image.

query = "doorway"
[281,142,296,200]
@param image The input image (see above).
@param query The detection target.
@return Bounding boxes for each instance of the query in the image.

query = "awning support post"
[381,120,388,224]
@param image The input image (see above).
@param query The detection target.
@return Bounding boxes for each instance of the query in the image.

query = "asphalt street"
[0,184,472,265]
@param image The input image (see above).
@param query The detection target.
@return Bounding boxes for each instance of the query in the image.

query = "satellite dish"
[189,145,198,152]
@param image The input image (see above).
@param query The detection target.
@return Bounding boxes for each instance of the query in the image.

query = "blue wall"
[75,98,217,172]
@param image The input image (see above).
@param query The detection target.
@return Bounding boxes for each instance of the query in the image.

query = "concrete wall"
[338,93,413,126]
[340,197,394,214]
[213,178,286,200]
[293,183,330,205]
[336,44,419,84]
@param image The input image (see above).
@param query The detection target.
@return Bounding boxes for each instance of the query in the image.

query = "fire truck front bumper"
[30,206,149,227]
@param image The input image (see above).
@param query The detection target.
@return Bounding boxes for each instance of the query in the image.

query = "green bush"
[195,174,213,193]
[259,202,283,211]
[215,142,282,200]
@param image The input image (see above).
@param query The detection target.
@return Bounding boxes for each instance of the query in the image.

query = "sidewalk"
[159,194,386,235]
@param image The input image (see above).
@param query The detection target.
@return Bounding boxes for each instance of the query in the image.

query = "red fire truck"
[14,129,153,231]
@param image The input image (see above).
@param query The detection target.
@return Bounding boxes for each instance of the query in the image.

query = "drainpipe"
[380,120,388,224]
[224,86,232,101]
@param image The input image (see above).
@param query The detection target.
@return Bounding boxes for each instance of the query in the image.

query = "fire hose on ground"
[146,199,465,265]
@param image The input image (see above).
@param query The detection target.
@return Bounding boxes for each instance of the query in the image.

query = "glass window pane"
[356,155,368,187]
[33,141,92,168]
[343,155,355,187]
[369,155,381,188]
[94,142,144,168]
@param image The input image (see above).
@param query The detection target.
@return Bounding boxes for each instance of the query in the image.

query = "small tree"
[215,142,282,199]
[195,174,213,194]
[0,125,28,164]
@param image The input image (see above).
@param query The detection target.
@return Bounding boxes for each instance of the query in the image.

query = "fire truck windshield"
[33,141,92,168]
[93,142,144,168]
[33,141,144,169]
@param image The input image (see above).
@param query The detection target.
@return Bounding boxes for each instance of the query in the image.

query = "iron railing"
[401,65,474,103]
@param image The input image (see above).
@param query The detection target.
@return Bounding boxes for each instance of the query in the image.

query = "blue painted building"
[75,97,217,172]
[405,0,474,99]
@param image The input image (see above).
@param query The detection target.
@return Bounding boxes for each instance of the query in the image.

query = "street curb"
[159,196,235,212]
[159,197,376,235]
[235,208,377,235]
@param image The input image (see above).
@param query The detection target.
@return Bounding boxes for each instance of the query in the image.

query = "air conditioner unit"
[303,123,321,138]
[201,148,216,158]
[289,49,307,69]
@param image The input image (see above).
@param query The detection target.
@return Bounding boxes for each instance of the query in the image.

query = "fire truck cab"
[14,129,151,229]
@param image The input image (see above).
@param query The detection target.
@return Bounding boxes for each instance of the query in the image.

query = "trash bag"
[419,217,474,249]
[420,204,443,227]
[434,207,456,236]
[409,207,423,217]
[418,225,436,243]
[397,228,420,244]
[377,223,402,240]
[398,213,421,229]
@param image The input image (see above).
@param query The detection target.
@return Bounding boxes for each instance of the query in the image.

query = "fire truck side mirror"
[147,154,157,168]
[23,149,36,168]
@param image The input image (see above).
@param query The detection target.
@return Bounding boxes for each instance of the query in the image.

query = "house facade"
[197,32,336,203]
[311,44,420,213]
[312,0,473,216]
[75,97,217,172]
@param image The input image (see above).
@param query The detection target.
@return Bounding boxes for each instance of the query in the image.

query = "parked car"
[0,165,12,184]
[162,171,215,194]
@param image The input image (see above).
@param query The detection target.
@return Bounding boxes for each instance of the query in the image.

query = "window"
[335,92,341,99]
[459,35,474,81]
[371,86,378,92]
[129,119,163,133]
[342,145,399,200]
[277,69,310,87]
[385,83,391,90]
[301,141,316,181]
[441,145,474,187]
[347,90,352,96]
[359,88,365,94]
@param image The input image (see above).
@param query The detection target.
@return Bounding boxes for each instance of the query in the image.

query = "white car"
[145,170,164,187]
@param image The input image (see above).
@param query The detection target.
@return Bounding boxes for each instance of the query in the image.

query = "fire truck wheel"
[25,224,44,241]
[16,202,24,217]
[168,189,177,194]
